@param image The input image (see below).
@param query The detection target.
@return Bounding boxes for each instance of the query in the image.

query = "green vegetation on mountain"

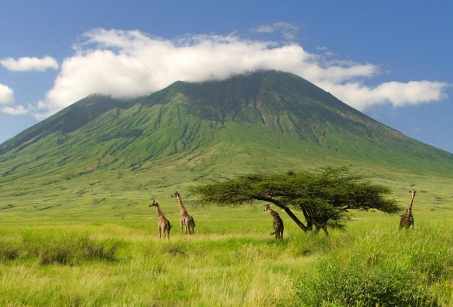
[2,69,453,172]
[1,69,453,208]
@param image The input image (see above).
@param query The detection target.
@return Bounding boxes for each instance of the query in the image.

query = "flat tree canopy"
[189,166,401,234]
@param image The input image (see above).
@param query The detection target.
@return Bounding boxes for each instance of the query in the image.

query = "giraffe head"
[264,204,272,211]
[149,200,159,207]
[171,191,180,198]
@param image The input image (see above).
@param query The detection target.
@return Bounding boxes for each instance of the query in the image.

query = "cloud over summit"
[13,26,448,119]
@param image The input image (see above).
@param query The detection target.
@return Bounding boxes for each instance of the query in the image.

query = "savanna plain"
[1,166,453,307]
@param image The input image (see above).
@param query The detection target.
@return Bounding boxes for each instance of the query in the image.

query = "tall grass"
[1,170,452,306]
[1,216,452,306]
[0,229,122,265]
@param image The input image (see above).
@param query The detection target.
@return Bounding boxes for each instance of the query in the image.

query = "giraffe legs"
[183,221,193,234]
[180,218,186,234]
[187,218,195,234]
[187,223,191,234]
[157,226,172,239]
[270,230,283,240]
[180,217,195,234]
[165,226,171,239]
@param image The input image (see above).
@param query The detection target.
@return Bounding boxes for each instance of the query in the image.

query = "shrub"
[295,255,440,307]
[0,231,121,265]
[0,239,21,260]
[39,234,120,265]
[40,245,71,265]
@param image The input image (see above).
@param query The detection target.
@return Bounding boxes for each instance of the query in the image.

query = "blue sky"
[1,1,453,153]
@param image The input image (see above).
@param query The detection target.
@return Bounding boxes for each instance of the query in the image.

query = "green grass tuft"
[0,230,122,265]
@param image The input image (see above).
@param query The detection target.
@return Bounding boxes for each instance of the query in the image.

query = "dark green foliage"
[190,166,401,234]
[294,226,453,306]
[296,256,440,307]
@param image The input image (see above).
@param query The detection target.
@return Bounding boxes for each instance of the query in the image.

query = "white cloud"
[1,56,59,71]
[319,80,449,110]
[252,22,298,40]
[0,84,27,116]
[32,27,449,118]
[0,84,14,104]
[1,105,28,115]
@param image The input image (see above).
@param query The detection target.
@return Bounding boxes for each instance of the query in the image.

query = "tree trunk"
[282,206,308,231]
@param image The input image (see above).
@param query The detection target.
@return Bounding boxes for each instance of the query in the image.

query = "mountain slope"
[1,70,453,187]
[0,95,137,156]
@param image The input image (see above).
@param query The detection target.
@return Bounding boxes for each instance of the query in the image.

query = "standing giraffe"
[264,204,284,240]
[399,189,416,230]
[171,191,196,234]
[149,200,172,239]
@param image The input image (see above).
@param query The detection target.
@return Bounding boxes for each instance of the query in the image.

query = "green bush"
[295,255,440,307]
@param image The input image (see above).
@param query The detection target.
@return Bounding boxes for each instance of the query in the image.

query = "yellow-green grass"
[1,162,453,306]
[1,200,453,306]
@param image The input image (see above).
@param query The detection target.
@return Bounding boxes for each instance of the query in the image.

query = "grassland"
[1,164,453,307]
[1,209,452,306]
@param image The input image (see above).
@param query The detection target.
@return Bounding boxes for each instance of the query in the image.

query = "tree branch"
[254,195,308,231]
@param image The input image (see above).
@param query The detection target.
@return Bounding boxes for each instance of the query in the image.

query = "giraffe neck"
[156,206,165,217]
[406,191,416,214]
[268,207,279,218]
[177,195,188,215]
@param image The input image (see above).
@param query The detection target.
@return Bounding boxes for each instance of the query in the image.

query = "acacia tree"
[189,166,401,234]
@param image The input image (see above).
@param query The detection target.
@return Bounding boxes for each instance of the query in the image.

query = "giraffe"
[399,189,416,230]
[264,204,284,240]
[171,191,196,234]
[149,200,172,239]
